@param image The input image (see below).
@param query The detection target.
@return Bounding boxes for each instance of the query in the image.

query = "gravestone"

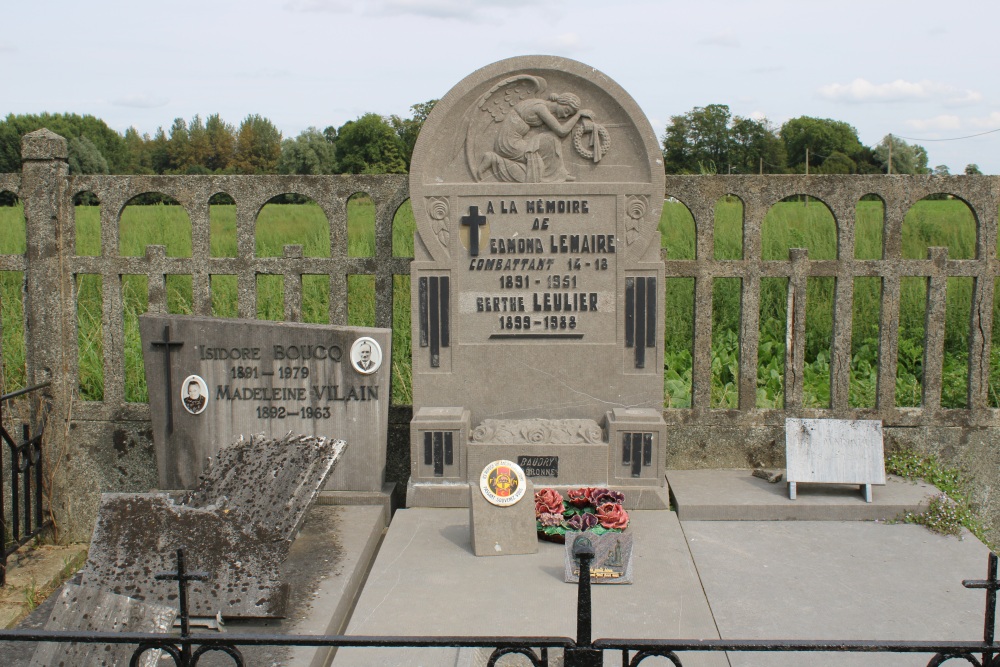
[80,434,346,618]
[785,418,886,502]
[407,55,668,509]
[139,314,390,493]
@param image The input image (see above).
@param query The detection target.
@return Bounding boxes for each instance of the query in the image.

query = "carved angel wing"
[459,74,548,179]
[476,75,547,122]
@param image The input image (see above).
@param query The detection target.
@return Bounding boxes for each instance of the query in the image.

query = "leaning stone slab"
[80,435,346,618]
[30,583,176,667]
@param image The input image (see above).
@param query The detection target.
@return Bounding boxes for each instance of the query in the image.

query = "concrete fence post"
[20,129,85,541]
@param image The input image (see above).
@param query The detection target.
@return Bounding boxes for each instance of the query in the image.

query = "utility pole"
[805,147,810,207]
[887,134,892,175]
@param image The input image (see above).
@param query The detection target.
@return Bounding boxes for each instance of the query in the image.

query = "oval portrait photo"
[350,337,383,375]
[181,374,209,415]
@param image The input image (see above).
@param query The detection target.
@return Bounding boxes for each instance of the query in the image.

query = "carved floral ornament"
[624,195,648,246]
[426,196,450,247]
[471,419,605,445]
[461,74,611,184]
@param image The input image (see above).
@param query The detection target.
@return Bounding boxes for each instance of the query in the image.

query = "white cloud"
[968,111,1000,129]
[697,33,740,48]
[287,0,544,19]
[552,33,583,50]
[905,115,963,131]
[749,111,767,122]
[282,0,351,13]
[818,78,982,106]
[112,93,169,109]
[0,43,16,54]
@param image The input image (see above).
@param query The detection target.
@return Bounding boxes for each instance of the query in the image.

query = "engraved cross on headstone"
[150,325,184,434]
[460,205,487,256]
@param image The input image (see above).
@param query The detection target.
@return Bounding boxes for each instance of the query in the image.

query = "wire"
[893,128,1000,142]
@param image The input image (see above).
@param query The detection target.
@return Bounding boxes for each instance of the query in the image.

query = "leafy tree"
[662,105,784,174]
[933,165,951,176]
[779,116,864,172]
[123,127,155,174]
[730,116,786,174]
[874,134,930,174]
[389,99,437,169]
[148,127,170,174]
[0,113,128,173]
[965,163,983,175]
[278,127,338,175]
[232,114,282,174]
[204,114,235,172]
[67,135,109,174]
[166,117,189,173]
[814,151,855,174]
[335,113,406,174]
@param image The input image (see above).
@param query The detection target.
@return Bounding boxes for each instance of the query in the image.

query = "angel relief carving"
[460,75,610,184]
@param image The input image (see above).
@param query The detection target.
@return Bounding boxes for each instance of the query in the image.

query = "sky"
[3,0,999,173]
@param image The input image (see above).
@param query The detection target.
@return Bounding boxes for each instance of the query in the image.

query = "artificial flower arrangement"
[534,487,629,542]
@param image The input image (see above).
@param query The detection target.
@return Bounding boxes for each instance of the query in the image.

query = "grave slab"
[3,504,385,667]
[668,469,933,521]
[29,584,176,667]
[80,434,346,618]
[333,508,726,667]
[681,520,1000,667]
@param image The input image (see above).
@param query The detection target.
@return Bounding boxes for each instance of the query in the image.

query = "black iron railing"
[1,381,52,587]
[0,540,996,666]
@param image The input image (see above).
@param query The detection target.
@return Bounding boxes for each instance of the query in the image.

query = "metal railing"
[1,381,52,587]
[0,542,995,666]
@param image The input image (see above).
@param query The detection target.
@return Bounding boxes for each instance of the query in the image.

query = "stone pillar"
[20,129,92,541]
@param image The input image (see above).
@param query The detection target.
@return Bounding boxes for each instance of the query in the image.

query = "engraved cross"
[460,206,487,257]
[150,325,184,434]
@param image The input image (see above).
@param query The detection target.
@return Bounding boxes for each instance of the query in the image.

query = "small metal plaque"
[517,455,559,477]
[479,459,527,507]
[564,531,634,584]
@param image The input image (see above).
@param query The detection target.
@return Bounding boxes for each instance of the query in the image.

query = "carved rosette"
[624,195,648,246]
[427,196,450,248]
[471,419,605,445]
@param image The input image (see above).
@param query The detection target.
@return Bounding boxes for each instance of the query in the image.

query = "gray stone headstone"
[785,418,886,502]
[407,56,668,509]
[80,434,346,618]
[140,314,389,492]
[468,461,537,556]
[30,583,176,667]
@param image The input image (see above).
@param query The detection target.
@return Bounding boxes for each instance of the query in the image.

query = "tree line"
[662,103,982,176]
[0,102,985,182]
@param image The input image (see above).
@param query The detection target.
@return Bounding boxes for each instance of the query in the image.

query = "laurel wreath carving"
[471,419,605,445]
[573,122,611,161]
[624,195,648,245]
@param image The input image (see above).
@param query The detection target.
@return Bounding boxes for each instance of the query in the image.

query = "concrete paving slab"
[334,508,726,667]
[681,520,999,667]
[668,469,934,521]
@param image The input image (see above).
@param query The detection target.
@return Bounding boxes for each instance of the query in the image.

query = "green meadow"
[0,196,995,409]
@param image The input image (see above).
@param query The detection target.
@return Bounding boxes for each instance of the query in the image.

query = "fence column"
[20,129,75,539]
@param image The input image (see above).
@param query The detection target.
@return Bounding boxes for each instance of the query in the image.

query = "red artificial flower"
[567,487,594,508]
[596,502,629,530]
[534,488,564,515]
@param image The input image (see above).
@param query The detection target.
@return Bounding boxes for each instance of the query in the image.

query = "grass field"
[0,196,995,409]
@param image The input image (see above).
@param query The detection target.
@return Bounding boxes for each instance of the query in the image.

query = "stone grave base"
[333,508,724,667]
[667,469,935,521]
[407,480,670,510]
